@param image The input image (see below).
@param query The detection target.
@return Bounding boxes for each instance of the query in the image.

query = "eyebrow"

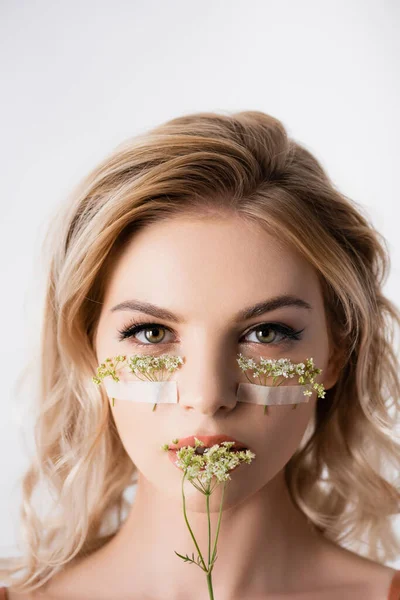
[109,294,312,323]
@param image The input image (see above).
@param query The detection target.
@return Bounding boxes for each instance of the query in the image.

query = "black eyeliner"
[116,318,304,346]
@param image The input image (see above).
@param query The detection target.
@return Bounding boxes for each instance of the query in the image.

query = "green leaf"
[210,553,218,567]
[174,551,195,564]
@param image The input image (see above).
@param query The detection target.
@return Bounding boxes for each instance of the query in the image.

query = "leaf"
[210,553,218,567]
[174,551,195,564]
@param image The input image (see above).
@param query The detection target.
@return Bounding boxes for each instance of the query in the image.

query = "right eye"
[117,320,174,346]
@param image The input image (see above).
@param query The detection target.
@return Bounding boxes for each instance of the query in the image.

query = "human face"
[94,214,339,511]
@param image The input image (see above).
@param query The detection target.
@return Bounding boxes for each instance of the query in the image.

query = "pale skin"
[9,214,397,599]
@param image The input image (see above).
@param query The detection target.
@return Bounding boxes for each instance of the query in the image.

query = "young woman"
[1,110,400,599]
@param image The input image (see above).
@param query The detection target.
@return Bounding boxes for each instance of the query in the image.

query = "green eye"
[241,323,304,346]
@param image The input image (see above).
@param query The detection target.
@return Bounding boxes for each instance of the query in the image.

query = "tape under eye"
[93,353,183,405]
[93,353,323,407]
[101,379,311,406]
[102,378,177,404]
[236,383,310,405]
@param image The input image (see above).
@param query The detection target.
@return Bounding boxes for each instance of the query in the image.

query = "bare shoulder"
[5,578,70,600]
[4,587,54,600]
[4,591,30,600]
[3,542,398,600]
[4,589,41,600]
[316,538,399,598]
[2,554,94,600]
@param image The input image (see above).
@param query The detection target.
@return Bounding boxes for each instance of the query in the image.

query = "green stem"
[207,571,215,600]
[244,371,254,384]
[264,375,285,415]
[181,472,207,572]
[210,480,226,565]
[206,491,211,568]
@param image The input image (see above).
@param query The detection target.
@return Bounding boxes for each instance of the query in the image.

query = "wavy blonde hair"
[1,110,400,592]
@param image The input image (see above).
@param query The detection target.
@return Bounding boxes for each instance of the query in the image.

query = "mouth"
[167,434,250,453]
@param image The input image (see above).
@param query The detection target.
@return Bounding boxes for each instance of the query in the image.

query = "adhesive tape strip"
[102,378,310,405]
[103,379,178,403]
[237,383,310,405]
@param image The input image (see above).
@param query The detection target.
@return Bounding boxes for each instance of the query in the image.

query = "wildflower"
[92,353,184,409]
[161,437,255,599]
[237,354,326,414]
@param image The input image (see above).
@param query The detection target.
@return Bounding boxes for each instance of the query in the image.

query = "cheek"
[111,401,157,469]
[249,400,316,480]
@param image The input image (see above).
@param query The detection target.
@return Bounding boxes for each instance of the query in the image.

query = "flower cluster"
[162,437,255,490]
[162,437,256,597]
[237,354,326,397]
[236,354,326,415]
[92,353,326,416]
[92,353,184,384]
[92,353,184,409]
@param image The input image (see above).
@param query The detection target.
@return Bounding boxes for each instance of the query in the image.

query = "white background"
[1,0,399,567]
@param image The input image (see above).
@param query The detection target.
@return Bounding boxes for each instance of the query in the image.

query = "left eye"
[116,321,304,347]
[241,323,303,345]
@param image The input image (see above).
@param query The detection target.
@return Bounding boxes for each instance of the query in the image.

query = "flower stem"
[181,472,207,572]
[206,491,211,568]
[210,480,226,565]
[205,488,215,600]
[207,571,215,600]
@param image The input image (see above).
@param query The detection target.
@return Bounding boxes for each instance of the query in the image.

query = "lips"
[168,434,249,451]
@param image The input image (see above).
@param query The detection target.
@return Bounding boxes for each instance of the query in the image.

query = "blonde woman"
[1,110,400,599]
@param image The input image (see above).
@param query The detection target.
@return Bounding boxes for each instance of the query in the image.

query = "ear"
[323,344,346,391]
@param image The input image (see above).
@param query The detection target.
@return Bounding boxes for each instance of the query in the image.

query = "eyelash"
[116,318,305,348]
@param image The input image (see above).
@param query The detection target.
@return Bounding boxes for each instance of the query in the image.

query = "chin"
[163,468,261,512]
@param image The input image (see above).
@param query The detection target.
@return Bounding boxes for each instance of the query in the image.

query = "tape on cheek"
[102,379,310,405]
[236,383,310,405]
[103,379,178,404]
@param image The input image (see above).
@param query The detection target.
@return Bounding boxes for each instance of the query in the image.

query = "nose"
[176,346,239,416]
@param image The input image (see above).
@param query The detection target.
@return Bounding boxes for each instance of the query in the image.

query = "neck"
[91,468,327,599]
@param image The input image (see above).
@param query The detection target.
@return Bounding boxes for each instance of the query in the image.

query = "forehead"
[102,215,322,316]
